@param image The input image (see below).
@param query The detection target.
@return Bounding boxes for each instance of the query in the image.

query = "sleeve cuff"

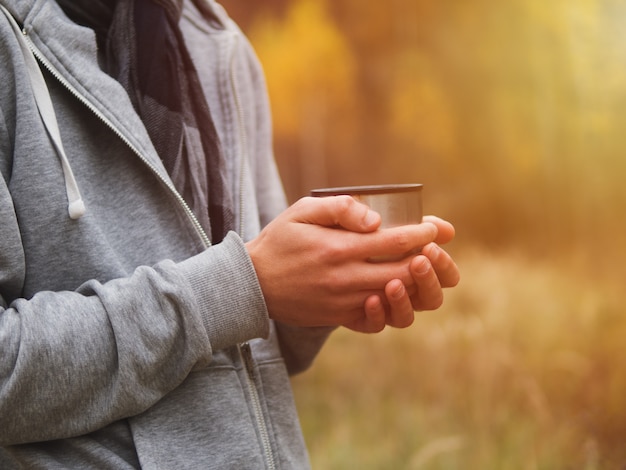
[177,231,270,351]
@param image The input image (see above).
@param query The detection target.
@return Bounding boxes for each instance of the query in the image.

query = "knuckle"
[333,195,357,221]
[294,196,313,209]
[318,238,345,262]
[317,262,350,295]
[390,230,412,252]
[289,196,315,217]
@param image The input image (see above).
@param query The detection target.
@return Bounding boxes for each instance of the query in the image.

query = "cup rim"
[310,183,422,197]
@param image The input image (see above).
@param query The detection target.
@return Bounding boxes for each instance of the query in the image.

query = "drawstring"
[1,5,86,219]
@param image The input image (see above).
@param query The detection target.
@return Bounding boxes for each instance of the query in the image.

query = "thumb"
[291,196,381,232]
[422,215,456,244]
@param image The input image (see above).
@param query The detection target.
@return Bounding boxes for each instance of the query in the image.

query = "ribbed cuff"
[177,232,270,351]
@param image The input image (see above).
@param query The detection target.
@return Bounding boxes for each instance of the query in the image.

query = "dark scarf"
[58,0,234,243]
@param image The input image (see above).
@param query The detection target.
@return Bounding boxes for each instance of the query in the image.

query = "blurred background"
[222,0,626,468]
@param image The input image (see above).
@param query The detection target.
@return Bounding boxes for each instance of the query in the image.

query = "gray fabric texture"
[0,0,333,468]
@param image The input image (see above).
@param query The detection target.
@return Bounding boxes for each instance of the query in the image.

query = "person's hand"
[344,215,459,333]
[245,196,443,328]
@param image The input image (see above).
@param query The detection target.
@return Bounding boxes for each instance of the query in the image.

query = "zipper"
[227,33,276,470]
[21,31,211,248]
[24,22,276,468]
[240,343,276,470]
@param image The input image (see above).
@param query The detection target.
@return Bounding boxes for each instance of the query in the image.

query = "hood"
[1,0,170,189]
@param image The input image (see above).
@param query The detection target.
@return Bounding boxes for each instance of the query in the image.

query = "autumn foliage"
[221,0,626,467]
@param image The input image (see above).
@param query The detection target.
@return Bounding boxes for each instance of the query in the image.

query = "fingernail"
[391,282,405,300]
[427,244,440,261]
[364,210,380,227]
[414,257,430,275]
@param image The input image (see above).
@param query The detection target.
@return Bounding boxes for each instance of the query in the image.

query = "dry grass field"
[292,247,626,469]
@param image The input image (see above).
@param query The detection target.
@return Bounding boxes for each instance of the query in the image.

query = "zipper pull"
[240,342,256,381]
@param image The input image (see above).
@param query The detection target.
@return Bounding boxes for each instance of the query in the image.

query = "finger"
[385,279,415,328]
[421,243,461,288]
[363,295,387,332]
[360,222,438,260]
[344,295,387,333]
[292,196,381,232]
[422,216,455,245]
[409,255,445,311]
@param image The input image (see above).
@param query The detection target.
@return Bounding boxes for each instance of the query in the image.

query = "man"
[0,0,459,468]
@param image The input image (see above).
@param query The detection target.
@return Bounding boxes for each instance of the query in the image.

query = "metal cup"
[311,184,423,261]
[310,184,423,228]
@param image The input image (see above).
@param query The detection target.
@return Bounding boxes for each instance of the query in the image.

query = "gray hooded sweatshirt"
[0,1,331,468]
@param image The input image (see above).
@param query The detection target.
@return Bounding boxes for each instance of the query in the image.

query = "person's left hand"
[343,215,460,333]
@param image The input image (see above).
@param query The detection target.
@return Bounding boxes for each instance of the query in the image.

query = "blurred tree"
[222,0,626,259]
[248,0,358,198]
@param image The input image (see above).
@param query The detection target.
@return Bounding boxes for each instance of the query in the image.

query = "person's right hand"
[245,196,442,328]
[347,216,460,333]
